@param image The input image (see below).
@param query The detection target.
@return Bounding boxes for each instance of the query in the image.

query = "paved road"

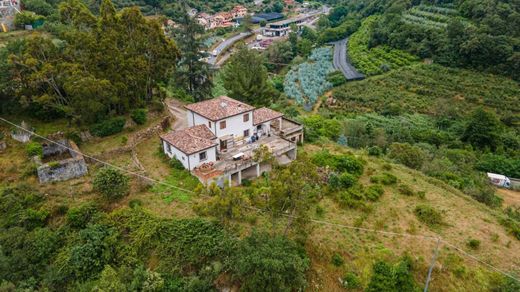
[208,7,330,66]
[332,38,364,81]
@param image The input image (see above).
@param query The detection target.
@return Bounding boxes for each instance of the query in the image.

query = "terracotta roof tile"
[253,107,284,125]
[185,96,254,121]
[160,125,217,155]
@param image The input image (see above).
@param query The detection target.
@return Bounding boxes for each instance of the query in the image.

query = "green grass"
[348,16,419,76]
[151,168,200,204]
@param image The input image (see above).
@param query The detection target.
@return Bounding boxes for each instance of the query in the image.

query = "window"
[208,121,212,128]
[165,142,171,153]
[243,113,249,122]
[220,120,226,129]
[244,129,250,137]
[199,151,207,161]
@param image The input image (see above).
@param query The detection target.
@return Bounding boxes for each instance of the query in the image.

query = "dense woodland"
[0,0,519,291]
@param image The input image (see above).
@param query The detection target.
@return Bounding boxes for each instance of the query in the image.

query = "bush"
[367,256,417,292]
[26,142,43,158]
[129,199,143,209]
[326,71,347,86]
[90,117,126,137]
[365,184,384,201]
[131,108,148,125]
[388,143,426,170]
[230,231,310,292]
[370,172,397,185]
[329,172,357,189]
[312,150,364,175]
[93,167,130,201]
[169,158,185,170]
[414,205,443,227]
[466,238,481,250]
[368,146,382,156]
[67,203,99,229]
[332,253,344,267]
[342,272,361,289]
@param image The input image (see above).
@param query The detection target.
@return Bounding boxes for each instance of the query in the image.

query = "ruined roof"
[160,125,217,155]
[253,107,284,125]
[185,96,254,121]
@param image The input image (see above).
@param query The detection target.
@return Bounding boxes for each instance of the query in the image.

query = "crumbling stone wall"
[37,140,88,183]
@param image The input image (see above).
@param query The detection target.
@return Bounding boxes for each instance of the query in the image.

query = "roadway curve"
[332,38,364,81]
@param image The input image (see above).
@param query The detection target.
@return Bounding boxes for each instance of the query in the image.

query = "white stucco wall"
[187,147,217,170]
[186,109,254,141]
[214,111,253,139]
[163,140,217,170]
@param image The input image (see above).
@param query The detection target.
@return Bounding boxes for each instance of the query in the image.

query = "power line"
[0,116,195,195]
[1,116,518,284]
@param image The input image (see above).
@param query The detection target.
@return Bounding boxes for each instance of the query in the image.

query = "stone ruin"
[11,121,32,143]
[35,139,88,184]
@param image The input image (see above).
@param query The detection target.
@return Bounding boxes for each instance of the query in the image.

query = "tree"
[194,182,249,224]
[221,46,276,106]
[93,265,126,292]
[93,167,130,201]
[230,231,310,292]
[462,107,503,150]
[171,7,213,102]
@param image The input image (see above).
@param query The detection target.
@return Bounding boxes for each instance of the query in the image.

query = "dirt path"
[164,98,188,130]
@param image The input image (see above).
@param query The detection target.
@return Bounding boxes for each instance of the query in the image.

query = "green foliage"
[0,184,45,228]
[476,154,520,178]
[398,184,415,196]
[23,0,54,16]
[365,184,384,201]
[342,272,361,289]
[130,108,147,125]
[312,150,364,175]
[25,142,43,158]
[230,231,310,292]
[221,46,276,107]
[169,157,185,170]
[94,265,126,291]
[370,172,397,185]
[462,107,503,150]
[14,11,44,28]
[301,115,341,142]
[414,204,443,227]
[326,70,347,86]
[331,253,344,267]
[194,183,249,224]
[388,142,426,170]
[329,172,357,190]
[67,203,99,229]
[318,16,360,43]
[348,16,418,76]
[368,145,382,156]
[90,117,126,137]
[466,238,480,250]
[367,256,418,292]
[93,167,130,201]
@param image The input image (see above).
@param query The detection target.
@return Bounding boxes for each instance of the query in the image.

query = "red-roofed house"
[161,96,303,185]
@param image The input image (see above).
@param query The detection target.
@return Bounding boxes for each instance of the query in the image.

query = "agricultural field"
[348,16,418,76]
[331,63,520,118]
[402,5,459,29]
[284,47,335,110]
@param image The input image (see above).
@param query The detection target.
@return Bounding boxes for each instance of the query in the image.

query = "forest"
[0,0,519,291]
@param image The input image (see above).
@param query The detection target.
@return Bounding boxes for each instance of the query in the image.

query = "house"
[262,15,309,36]
[160,96,303,186]
[231,5,248,19]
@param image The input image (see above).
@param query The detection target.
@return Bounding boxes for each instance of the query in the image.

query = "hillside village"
[0,0,519,291]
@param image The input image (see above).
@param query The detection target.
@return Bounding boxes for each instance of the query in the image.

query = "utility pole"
[424,238,441,292]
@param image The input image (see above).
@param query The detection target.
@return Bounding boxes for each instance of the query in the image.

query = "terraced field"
[348,16,418,76]
[402,5,459,29]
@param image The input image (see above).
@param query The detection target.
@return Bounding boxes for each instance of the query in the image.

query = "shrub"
[312,150,364,175]
[169,158,185,170]
[466,238,481,250]
[342,272,361,289]
[388,143,426,170]
[131,108,148,125]
[367,256,417,292]
[230,231,310,292]
[326,71,347,86]
[368,146,382,156]
[65,131,82,145]
[129,199,143,209]
[93,167,130,201]
[67,203,99,229]
[398,184,415,196]
[414,204,443,227]
[370,172,397,185]
[329,172,357,189]
[26,142,43,158]
[365,184,384,201]
[90,117,126,137]
[331,253,344,267]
